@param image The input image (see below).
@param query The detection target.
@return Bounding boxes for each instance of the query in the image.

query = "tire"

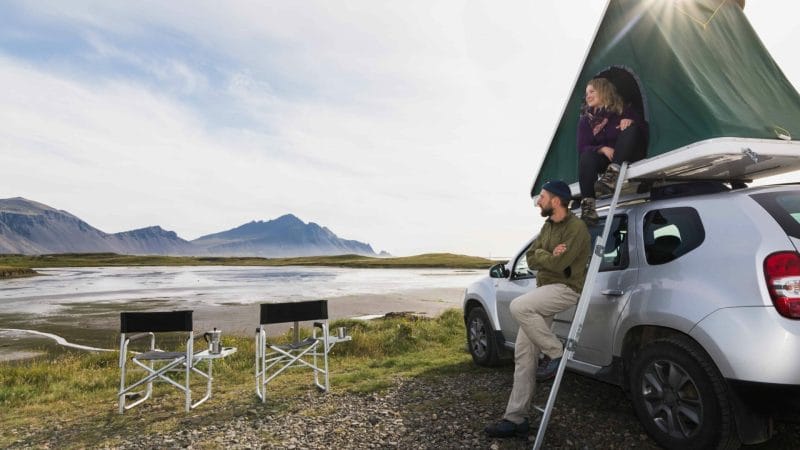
[629,336,740,450]
[466,306,500,367]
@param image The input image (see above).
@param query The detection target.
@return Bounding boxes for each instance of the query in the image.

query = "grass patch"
[0,308,485,448]
[0,265,38,279]
[0,252,495,271]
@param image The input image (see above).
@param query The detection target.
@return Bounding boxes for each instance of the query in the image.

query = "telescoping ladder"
[532,162,629,450]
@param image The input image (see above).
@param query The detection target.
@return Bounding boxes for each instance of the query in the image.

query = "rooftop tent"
[531,0,800,196]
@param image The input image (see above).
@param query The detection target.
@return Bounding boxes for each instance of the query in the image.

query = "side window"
[512,248,534,279]
[589,215,629,272]
[643,207,705,265]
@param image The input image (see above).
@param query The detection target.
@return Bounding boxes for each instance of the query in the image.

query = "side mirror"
[489,263,510,279]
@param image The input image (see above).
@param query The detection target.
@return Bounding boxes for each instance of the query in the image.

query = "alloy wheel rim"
[468,316,488,359]
[640,359,703,439]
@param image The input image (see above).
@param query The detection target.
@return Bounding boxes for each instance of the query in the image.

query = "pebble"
[10,371,800,449]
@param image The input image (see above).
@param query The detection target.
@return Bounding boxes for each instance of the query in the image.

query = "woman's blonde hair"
[588,78,624,115]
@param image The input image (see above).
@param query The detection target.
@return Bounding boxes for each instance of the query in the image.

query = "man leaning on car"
[485,179,591,439]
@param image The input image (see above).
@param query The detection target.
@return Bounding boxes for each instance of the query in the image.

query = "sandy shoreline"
[0,287,465,362]
[192,287,464,336]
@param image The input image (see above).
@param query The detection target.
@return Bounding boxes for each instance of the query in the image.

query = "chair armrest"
[313,322,325,329]
[120,332,153,367]
[126,332,154,342]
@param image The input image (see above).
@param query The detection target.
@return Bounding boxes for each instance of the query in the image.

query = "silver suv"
[463,182,800,448]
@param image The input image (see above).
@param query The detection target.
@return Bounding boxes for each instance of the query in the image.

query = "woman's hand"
[618,118,633,131]
[599,146,615,161]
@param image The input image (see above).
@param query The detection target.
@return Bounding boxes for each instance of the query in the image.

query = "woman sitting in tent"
[577,77,646,223]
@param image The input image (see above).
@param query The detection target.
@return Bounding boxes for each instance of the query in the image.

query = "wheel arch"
[463,296,499,331]
[619,325,695,390]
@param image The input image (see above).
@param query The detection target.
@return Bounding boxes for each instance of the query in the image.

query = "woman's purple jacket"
[577,105,645,155]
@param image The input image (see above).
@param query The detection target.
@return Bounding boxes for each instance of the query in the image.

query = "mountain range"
[0,197,378,257]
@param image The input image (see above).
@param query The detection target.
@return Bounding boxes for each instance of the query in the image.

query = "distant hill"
[0,197,376,257]
[191,214,376,257]
[0,197,114,254]
[111,226,195,255]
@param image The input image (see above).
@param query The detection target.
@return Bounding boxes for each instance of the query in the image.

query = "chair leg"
[255,328,267,403]
[323,326,330,392]
[207,360,213,399]
[119,335,127,414]
[119,334,156,414]
[188,357,214,409]
[313,333,319,388]
[312,323,330,392]
[185,338,193,412]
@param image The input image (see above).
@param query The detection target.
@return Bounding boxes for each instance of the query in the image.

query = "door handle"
[601,289,624,296]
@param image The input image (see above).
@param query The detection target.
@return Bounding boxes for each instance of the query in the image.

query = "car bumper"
[690,306,800,384]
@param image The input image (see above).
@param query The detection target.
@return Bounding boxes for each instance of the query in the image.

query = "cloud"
[0,1,651,256]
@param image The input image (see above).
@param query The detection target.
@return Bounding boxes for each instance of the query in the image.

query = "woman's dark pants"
[579,126,646,199]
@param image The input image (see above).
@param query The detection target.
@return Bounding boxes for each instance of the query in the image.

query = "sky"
[1,1,799,257]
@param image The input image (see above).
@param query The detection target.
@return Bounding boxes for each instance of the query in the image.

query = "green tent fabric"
[531,0,800,196]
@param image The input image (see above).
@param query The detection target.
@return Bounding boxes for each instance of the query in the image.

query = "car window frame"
[510,239,536,280]
[750,190,800,239]
[641,206,705,266]
[590,214,630,273]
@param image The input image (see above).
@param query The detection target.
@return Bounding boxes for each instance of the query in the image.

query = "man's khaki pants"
[503,283,579,424]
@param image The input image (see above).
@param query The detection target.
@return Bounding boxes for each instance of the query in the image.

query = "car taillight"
[764,252,800,319]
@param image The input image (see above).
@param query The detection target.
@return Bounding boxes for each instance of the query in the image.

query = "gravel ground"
[12,369,793,449]
[102,371,659,450]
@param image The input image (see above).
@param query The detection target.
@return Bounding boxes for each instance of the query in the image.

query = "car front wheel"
[629,335,740,450]
[466,306,500,367]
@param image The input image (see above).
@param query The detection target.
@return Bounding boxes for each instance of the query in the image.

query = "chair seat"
[134,350,187,361]
[274,337,317,351]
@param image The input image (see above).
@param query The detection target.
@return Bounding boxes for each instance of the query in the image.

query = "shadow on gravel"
[392,364,659,449]
[397,362,800,449]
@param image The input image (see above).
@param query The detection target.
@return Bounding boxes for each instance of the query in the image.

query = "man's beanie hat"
[542,180,572,202]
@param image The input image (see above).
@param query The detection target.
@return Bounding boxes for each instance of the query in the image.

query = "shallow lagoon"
[0,266,483,357]
[0,266,482,315]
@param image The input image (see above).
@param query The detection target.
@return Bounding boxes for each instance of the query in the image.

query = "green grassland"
[0,265,37,279]
[0,252,495,274]
[0,310,494,448]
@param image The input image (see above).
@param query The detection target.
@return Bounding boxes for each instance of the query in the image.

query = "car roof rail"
[649,181,731,200]
[585,180,741,212]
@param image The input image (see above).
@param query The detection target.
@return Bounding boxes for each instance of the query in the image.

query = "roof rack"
[559,137,800,209]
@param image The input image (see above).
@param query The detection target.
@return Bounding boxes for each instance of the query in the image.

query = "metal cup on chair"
[337,327,347,339]
[204,328,222,354]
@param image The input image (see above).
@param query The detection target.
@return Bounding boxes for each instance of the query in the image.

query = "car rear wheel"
[629,335,740,449]
[466,306,500,366]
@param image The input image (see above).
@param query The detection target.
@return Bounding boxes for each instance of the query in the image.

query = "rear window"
[642,207,705,265]
[750,191,800,239]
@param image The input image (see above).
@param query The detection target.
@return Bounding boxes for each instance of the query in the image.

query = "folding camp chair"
[255,300,350,402]
[118,310,234,413]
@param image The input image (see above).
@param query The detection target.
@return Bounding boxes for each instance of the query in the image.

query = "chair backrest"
[259,300,328,325]
[120,310,193,333]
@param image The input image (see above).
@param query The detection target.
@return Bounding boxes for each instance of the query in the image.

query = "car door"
[495,239,536,344]
[552,214,639,367]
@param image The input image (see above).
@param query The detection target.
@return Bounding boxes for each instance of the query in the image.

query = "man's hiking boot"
[484,418,529,438]
[580,197,599,225]
[595,163,620,197]
[536,356,562,382]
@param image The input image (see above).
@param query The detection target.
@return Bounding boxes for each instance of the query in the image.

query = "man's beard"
[540,206,553,217]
